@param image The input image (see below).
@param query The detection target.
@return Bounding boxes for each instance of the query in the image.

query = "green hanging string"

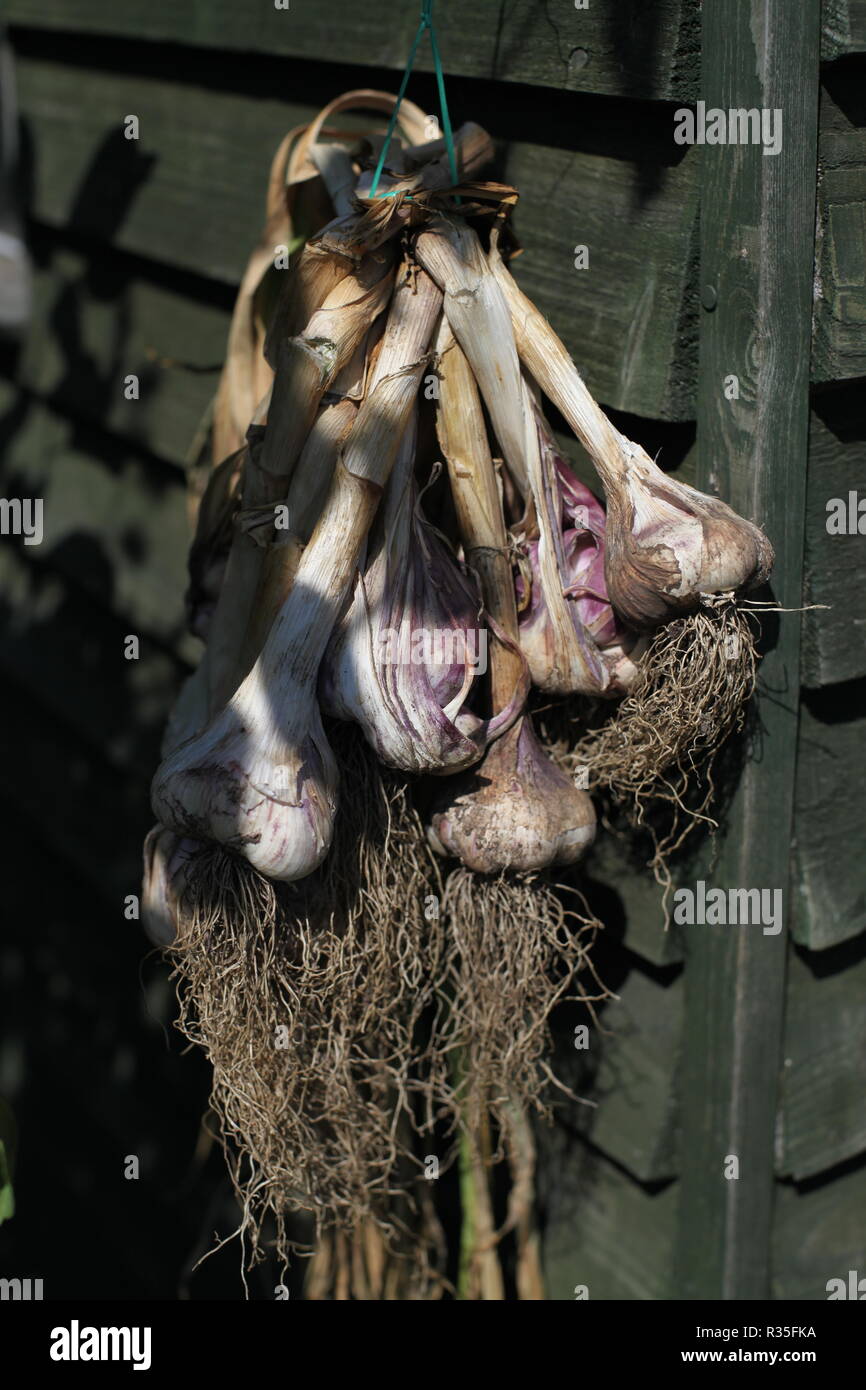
[369,0,459,200]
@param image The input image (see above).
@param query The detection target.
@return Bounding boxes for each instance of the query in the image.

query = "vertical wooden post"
[674,0,821,1298]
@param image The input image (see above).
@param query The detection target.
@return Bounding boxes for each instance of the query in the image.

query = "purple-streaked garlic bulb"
[517,417,644,696]
[321,418,528,773]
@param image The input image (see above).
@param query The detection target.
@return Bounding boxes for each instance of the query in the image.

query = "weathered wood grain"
[792,684,866,951]
[0,384,194,654]
[812,73,866,384]
[801,386,866,688]
[583,969,682,1182]
[772,1162,866,1299]
[7,0,703,101]
[16,61,314,287]
[0,543,182,780]
[821,0,866,58]
[585,830,685,966]
[778,939,866,1179]
[541,1137,677,1299]
[20,246,225,468]
[10,0,866,89]
[0,677,150,902]
[675,0,820,1300]
[15,58,701,419]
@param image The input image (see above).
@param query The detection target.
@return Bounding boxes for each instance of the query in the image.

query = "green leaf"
[0,1141,14,1224]
[0,1096,17,1224]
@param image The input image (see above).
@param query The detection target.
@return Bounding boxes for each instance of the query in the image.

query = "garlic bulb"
[152,649,339,880]
[600,445,775,630]
[428,718,596,874]
[488,235,774,630]
[321,416,528,773]
[517,405,643,695]
[141,826,201,946]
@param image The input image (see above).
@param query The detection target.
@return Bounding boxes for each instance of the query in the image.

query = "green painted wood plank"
[792,686,866,951]
[6,0,703,102]
[20,245,226,468]
[586,831,685,966]
[501,140,699,421]
[0,677,149,903]
[15,58,701,419]
[15,61,315,287]
[821,1,866,58]
[0,543,182,779]
[541,1138,677,1300]
[772,1163,866,1299]
[9,0,865,89]
[674,0,820,1301]
[812,73,866,384]
[778,941,866,1179]
[585,969,682,1183]
[801,386,866,689]
[0,384,195,655]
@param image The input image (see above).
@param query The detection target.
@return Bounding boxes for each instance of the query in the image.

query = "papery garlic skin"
[321,423,528,774]
[428,719,596,874]
[141,826,201,946]
[605,446,775,630]
[152,663,338,881]
[517,416,642,696]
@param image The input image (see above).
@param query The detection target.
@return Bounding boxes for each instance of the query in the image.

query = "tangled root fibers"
[166,722,446,1285]
[545,600,758,894]
[439,868,607,1129]
[437,868,607,1297]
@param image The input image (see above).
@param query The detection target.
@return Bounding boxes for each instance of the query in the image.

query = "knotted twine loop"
[369,0,459,201]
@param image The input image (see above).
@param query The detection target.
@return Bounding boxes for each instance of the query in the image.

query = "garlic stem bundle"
[433,319,525,711]
[321,410,527,774]
[416,218,529,493]
[429,321,596,873]
[518,376,613,697]
[417,219,634,697]
[206,253,395,711]
[356,122,494,200]
[488,233,774,630]
[238,395,359,672]
[151,268,443,880]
